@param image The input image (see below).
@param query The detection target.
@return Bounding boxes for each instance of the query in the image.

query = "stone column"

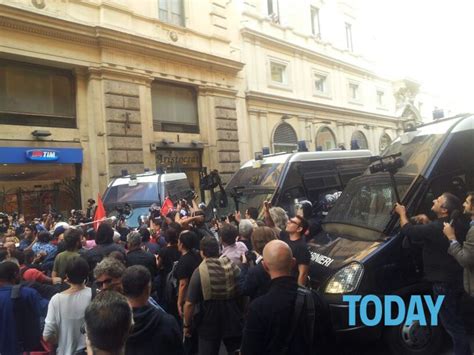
[215,96,240,183]
[248,110,261,157]
[259,111,270,149]
[103,79,144,178]
[86,68,108,195]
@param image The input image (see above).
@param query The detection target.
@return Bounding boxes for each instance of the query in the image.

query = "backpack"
[163,260,179,305]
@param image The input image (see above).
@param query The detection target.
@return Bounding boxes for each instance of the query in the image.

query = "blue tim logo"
[342,295,444,326]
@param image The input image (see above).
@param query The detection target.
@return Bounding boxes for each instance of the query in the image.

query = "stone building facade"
[0,0,420,217]
[0,0,243,216]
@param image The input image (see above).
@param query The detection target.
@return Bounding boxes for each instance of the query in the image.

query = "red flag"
[93,193,106,230]
[161,197,174,217]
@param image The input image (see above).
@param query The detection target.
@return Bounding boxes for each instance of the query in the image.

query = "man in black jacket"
[123,265,183,355]
[241,240,333,355]
[126,231,157,278]
[395,192,471,355]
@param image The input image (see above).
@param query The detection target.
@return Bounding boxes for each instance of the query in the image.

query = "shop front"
[155,148,202,195]
[0,146,83,220]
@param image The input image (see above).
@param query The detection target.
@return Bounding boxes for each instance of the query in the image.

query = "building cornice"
[0,4,244,74]
[246,91,399,125]
[241,27,377,78]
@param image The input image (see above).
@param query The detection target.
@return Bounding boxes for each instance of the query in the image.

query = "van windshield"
[226,163,284,190]
[381,127,446,176]
[324,174,412,234]
[215,188,274,218]
[103,182,159,205]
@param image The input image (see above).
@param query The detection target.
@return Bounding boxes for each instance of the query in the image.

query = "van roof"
[240,149,372,168]
[110,172,187,187]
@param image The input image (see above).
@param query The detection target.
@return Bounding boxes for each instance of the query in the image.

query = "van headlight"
[324,262,364,294]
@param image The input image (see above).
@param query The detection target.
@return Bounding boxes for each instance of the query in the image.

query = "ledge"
[245,90,399,124]
[0,4,245,74]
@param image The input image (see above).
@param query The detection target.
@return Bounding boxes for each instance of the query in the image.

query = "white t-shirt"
[43,287,92,355]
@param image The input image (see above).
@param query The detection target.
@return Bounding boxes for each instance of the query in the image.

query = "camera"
[369,153,404,175]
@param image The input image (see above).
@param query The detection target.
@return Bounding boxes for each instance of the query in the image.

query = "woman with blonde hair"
[239,226,277,300]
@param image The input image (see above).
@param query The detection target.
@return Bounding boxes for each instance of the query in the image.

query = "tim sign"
[26,149,59,161]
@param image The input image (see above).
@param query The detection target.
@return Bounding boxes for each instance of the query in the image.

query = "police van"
[102,172,192,228]
[309,114,474,354]
[213,150,372,218]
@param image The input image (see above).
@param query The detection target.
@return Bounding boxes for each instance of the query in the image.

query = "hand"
[443,222,456,241]
[264,200,271,211]
[413,214,430,225]
[52,277,62,285]
[394,203,406,216]
[235,211,241,223]
[241,252,247,264]
[183,326,192,338]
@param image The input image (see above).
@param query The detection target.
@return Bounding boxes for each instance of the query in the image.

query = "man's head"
[139,227,151,243]
[85,290,132,354]
[178,230,196,252]
[126,231,142,251]
[122,265,151,302]
[245,207,259,220]
[463,192,474,217]
[96,223,114,245]
[218,223,238,247]
[262,240,295,279]
[94,257,125,292]
[23,224,36,239]
[0,261,20,285]
[200,236,220,259]
[238,219,253,240]
[432,193,461,218]
[269,207,288,231]
[285,215,308,236]
[65,257,89,285]
[64,228,82,252]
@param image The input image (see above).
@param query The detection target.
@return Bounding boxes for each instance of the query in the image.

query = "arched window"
[351,130,368,150]
[315,127,336,151]
[273,123,298,153]
[379,134,392,153]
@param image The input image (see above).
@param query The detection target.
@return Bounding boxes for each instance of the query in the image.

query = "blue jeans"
[433,283,472,355]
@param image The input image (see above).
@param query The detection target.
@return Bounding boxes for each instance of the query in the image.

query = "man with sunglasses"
[279,215,310,286]
[93,256,125,292]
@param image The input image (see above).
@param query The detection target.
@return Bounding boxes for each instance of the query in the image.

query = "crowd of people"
[2,188,474,355]
[0,196,331,355]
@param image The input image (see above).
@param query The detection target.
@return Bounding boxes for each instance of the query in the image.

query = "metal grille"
[273,123,297,144]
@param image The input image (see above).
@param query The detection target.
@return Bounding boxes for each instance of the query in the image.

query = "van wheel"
[384,320,444,355]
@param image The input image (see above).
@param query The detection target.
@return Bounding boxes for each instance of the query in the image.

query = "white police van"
[102,172,192,228]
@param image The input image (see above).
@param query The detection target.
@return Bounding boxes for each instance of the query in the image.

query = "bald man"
[241,240,334,355]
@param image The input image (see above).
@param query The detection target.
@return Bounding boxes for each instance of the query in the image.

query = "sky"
[358,0,474,113]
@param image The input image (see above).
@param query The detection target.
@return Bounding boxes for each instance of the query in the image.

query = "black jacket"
[241,276,334,355]
[402,217,463,284]
[126,304,183,355]
[239,262,271,301]
[126,249,157,278]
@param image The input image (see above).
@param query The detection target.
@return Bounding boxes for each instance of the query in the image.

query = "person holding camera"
[395,193,471,355]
